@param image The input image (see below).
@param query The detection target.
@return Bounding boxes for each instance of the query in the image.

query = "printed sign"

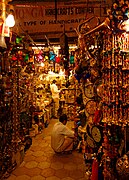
[13,0,112,38]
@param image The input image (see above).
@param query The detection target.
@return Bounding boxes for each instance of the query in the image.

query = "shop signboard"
[13,0,112,38]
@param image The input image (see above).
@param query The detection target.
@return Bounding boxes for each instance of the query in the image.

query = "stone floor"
[7,119,86,180]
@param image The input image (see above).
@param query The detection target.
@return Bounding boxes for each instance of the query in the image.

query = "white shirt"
[51,122,74,152]
[50,83,60,99]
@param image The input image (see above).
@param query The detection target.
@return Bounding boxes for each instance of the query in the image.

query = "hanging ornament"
[24,54,29,62]
[70,55,74,64]
[49,51,56,61]
[45,55,49,60]
[16,36,22,44]
[12,55,17,61]
[35,50,44,62]
[38,54,43,61]
[55,56,61,63]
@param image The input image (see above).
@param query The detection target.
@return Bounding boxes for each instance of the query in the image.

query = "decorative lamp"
[70,55,74,64]
[55,56,61,63]
[12,55,17,61]
[45,55,49,60]
[5,13,15,27]
[49,51,56,61]
[16,36,22,44]
[38,54,43,61]
[5,5,15,28]
[24,54,29,62]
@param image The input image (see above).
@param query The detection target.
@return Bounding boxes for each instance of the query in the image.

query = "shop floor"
[7,119,86,180]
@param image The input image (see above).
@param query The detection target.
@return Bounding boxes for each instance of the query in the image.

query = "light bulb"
[41,62,44,67]
[5,14,15,27]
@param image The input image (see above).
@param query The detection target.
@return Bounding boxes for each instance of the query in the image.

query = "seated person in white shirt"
[51,114,75,153]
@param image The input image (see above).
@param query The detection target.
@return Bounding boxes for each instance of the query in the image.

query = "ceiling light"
[5,14,15,27]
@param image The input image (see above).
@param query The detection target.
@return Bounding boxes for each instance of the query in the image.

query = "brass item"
[84,18,110,36]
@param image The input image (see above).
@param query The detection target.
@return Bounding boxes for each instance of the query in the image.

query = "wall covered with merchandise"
[73,0,129,179]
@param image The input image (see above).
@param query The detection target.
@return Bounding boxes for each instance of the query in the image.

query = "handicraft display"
[75,0,129,179]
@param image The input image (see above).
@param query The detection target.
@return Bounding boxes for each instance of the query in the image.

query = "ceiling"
[9,0,71,4]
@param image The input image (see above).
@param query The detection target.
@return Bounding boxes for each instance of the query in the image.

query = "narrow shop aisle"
[7,119,86,180]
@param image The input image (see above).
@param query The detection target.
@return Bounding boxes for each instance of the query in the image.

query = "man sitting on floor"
[51,114,75,154]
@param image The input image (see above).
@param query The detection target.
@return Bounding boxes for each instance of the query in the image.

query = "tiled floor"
[7,119,86,180]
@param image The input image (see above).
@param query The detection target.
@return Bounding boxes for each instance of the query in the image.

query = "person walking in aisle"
[51,114,75,154]
[50,79,60,118]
